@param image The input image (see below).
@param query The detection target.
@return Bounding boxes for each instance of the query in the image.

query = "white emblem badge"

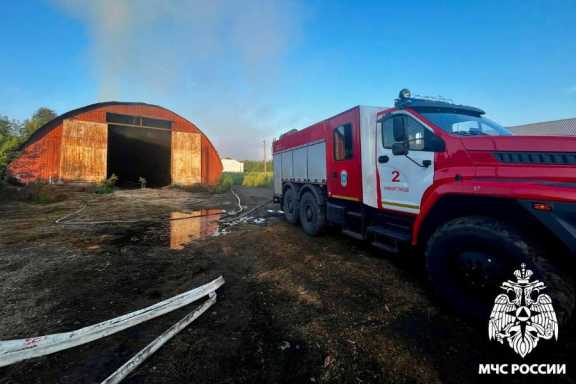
[488,263,558,358]
[340,170,348,187]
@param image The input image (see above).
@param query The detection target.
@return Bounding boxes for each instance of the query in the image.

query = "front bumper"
[519,200,576,254]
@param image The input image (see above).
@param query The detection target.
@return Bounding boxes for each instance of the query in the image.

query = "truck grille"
[494,151,576,165]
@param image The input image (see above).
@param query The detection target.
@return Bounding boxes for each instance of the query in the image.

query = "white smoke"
[55,0,303,159]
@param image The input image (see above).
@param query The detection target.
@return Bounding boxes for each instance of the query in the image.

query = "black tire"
[299,191,326,236]
[426,216,574,325]
[282,187,299,225]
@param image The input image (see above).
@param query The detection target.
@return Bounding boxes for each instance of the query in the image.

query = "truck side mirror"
[392,141,409,156]
[393,117,407,142]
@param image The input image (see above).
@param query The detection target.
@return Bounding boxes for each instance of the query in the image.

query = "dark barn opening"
[106,113,172,187]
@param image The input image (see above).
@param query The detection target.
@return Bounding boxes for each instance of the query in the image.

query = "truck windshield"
[419,112,512,136]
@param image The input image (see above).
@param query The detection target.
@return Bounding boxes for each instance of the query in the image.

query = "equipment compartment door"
[327,109,362,202]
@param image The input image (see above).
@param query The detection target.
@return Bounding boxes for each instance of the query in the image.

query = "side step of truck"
[366,225,411,242]
[340,210,366,240]
[341,229,365,240]
[366,225,412,254]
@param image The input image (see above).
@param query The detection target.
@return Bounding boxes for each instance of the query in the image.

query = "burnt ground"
[0,186,574,384]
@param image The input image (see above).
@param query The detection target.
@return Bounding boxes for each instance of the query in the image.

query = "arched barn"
[8,102,222,187]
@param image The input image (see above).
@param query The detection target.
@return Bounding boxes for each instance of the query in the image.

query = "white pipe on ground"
[0,276,225,367]
[100,292,217,384]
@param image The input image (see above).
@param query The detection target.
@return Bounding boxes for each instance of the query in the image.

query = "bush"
[95,174,118,194]
[242,160,272,173]
[224,172,245,185]
[214,172,244,193]
[169,171,268,194]
[0,135,20,179]
[241,172,273,188]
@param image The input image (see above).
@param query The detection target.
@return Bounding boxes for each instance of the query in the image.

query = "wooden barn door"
[60,119,108,182]
[171,131,201,185]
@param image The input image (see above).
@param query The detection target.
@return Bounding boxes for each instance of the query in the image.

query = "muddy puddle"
[105,207,282,250]
[169,209,225,249]
[105,208,227,250]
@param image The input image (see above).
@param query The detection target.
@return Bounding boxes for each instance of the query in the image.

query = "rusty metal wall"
[202,135,223,185]
[7,125,62,184]
[60,119,108,182]
[171,131,201,185]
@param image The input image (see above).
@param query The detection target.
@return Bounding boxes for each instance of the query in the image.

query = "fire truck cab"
[272,90,575,323]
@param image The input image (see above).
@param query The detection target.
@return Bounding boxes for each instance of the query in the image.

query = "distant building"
[509,118,576,136]
[221,158,244,173]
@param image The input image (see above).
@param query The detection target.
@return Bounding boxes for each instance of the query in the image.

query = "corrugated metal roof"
[21,101,165,148]
[509,118,576,136]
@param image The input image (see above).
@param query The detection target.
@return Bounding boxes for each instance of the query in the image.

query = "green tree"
[1,107,57,179]
[242,160,273,173]
[0,115,23,178]
[0,115,22,137]
[0,117,9,137]
[23,107,57,138]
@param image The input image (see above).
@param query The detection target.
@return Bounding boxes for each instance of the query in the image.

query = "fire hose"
[54,188,250,226]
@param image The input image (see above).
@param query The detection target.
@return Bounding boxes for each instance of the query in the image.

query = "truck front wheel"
[426,216,574,325]
[299,191,326,236]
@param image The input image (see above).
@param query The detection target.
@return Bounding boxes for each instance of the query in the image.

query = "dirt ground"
[0,186,574,384]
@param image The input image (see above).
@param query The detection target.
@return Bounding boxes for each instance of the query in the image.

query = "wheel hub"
[305,205,313,221]
[286,198,293,212]
[454,251,503,292]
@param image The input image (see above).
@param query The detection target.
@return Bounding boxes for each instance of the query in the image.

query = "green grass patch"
[241,172,273,188]
[213,172,243,193]
[169,171,272,194]
[94,174,118,194]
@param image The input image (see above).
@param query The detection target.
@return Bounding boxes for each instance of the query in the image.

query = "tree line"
[241,160,273,173]
[0,107,57,178]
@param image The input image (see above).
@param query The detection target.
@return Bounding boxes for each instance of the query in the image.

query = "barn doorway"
[106,113,172,188]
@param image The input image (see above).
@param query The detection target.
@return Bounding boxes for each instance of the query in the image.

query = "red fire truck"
[272,90,575,323]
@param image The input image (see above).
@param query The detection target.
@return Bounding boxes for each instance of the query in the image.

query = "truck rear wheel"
[426,216,574,325]
[299,191,326,236]
[282,187,299,225]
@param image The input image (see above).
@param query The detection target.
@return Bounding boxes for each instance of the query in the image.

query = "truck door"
[327,121,362,202]
[377,113,435,214]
